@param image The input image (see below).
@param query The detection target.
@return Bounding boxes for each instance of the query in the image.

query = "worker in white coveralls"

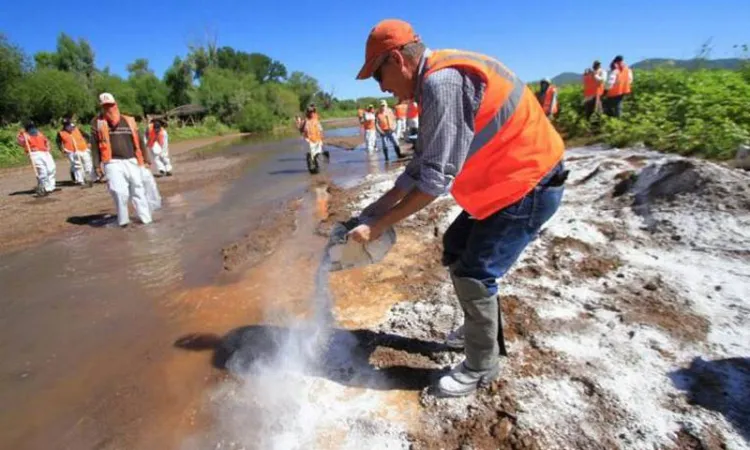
[362,104,377,153]
[56,118,94,186]
[90,93,153,227]
[147,119,173,177]
[16,122,57,196]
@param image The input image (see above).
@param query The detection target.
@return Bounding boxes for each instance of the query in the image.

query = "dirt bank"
[0,133,248,253]
[303,147,750,449]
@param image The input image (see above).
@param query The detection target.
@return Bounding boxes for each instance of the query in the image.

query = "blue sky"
[1,1,748,99]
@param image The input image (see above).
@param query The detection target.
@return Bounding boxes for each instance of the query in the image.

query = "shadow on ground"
[175,325,453,391]
[66,213,116,227]
[669,356,750,441]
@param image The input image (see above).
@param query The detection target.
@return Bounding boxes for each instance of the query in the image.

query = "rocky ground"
[229,145,750,450]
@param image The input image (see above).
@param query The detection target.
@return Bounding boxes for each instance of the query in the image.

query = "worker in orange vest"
[90,92,153,227]
[394,102,408,140]
[147,119,172,177]
[301,106,328,173]
[582,60,606,119]
[361,104,377,153]
[375,100,403,161]
[537,78,558,119]
[406,100,420,136]
[56,118,93,186]
[17,122,57,196]
[351,19,566,397]
[604,55,633,117]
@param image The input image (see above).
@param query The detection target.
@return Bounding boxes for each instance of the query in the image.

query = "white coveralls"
[140,166,162,212]
[363,112,377,153]
[67,150,94,184]
[150,130,173,174]
[104,158,152,226]
[395,117,407,141]
[30,151,57,192]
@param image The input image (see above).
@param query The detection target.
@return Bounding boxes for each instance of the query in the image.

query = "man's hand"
[348,222,385,243]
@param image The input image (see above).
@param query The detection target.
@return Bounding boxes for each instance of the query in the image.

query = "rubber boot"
[436,274,501,397]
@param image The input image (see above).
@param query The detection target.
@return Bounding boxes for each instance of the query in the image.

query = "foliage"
[235,102,275,133]
[15,69,93,124]
[92,72,142,116]
[194,68,258,123]
[167,115,235,141]
[0,34,29,123]
[287,71,320,110]
[164,57,194,107]
[555,68,750,159]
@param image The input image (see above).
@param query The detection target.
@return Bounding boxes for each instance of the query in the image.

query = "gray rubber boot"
[450,273,500,371]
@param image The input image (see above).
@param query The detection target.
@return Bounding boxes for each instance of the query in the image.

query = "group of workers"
[356,99,419,160]
[536,55,634,119]
[16,92,173,227]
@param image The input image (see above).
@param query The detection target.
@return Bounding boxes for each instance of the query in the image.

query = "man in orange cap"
[349,19,567,397]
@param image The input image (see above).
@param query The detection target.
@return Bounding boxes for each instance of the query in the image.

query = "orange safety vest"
[59,128,89,152]
[541,85,558,115]
[376,110,393,131]
[95,115,145,165]
[147,127,166,148]
[407,102,420,119]
[421,49,564,220]
[583,71,604,98]
[362,113,376,130]
[607,64,632,97]
[18,131,50,153]
[304,118,323,143]
[394,104,408,119]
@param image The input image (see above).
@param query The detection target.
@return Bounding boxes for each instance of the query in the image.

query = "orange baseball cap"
[356,19,419,80]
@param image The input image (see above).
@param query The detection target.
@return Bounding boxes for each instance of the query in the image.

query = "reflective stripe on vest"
[607,64,631,97]
[407,102,419,119]
[59,128,88,152]
[96,115,145,165]
[542,85,558,115]
[421,49,564,220]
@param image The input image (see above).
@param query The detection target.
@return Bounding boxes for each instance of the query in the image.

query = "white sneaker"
[436,361,500,397]
[445,325,465,349]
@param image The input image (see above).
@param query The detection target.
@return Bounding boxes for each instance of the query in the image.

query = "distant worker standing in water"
[147,119,173,177]
[604,55,633,117]
[350,19,566,397]
[375,100,403,161]
[394,101,408,140]
[90,93,152,227]
[17,122,57,196]
[362,104,377,153]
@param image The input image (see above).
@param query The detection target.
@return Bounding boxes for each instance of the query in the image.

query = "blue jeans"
[379,131,401,160]
[442,163,565,295]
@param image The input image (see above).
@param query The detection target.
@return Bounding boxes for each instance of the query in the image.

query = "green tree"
[164,57,193,107]
[127,58,152,77]
[55,34,95,80]
[34,51,59,70]
[0,34,29,123]
[287,71,320,111]
[216,46,253,73]
[248,53,287,83]
[254,83,299,119]
[16,69,93,124]
[92,72,142,116]
[195,68,257,122]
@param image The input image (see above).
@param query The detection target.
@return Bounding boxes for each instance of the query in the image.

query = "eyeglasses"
[373,54,390,84]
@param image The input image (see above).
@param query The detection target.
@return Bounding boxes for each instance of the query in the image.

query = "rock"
[616,273,625,279]
[644,281,658,291]
[714,285,722,291]
[491,418,514,441]
[671,234,682,242]
[736,144,750,161]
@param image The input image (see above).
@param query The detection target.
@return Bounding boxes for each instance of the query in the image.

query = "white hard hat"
[380,99,388,106]
[99,92,116,105]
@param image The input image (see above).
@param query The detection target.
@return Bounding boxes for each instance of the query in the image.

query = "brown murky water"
[0,129,389,450]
